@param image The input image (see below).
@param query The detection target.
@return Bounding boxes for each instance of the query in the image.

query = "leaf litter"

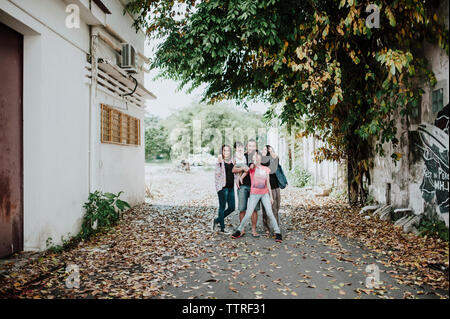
[0,166,448,299]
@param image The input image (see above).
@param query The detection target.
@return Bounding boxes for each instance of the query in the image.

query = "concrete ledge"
[380,209,392,221]
[403,216,421,234]
[359,205,379,215]
[394,215,412,228]
[372,205,387,216]
[392,208,413,221]
[373,205,391,217]
[394,208,413,213]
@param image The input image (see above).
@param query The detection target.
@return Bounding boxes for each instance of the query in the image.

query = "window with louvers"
[101,104,140,146]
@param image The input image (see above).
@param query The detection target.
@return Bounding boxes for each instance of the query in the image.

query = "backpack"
[276,164,288,189]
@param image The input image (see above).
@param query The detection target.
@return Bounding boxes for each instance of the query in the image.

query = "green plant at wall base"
[44,191,130,254]
[288,167,312,188]
[45,237,64,253]
[45,235,76,253]
[418,217,449,242]
[81,191,131,238]
[364,193,376,206]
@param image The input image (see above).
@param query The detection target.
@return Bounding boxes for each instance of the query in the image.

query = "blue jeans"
[237,185,261,211]
[216,187,235,230]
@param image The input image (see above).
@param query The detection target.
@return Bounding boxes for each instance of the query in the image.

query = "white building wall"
[369,1,449,225]
[94,91,146,206]
[302,136,339,187]
[267,126,282,161]
[270,126,341,188]
[1,0,150,250]
[409,40,449,225]
[105,0,145,53]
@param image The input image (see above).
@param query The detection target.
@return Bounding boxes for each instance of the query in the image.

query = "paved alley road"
[146,164,448,299]
[0,164,448,299]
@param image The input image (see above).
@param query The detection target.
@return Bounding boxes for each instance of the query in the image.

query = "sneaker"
[231,230,242,239]
[211,218,217,232]
[220,229,231,235]
[275,233,283,242]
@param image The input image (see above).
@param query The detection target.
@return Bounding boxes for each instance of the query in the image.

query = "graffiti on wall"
[417,103,449,215]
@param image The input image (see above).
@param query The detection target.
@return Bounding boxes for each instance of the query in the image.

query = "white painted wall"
[302,136,339,187]
[270,127,340,188]
[94,91,146,206]
[369,2,449,226]
[0,0,150,250]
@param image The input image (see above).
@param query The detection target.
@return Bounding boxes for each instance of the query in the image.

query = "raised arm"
[232,166,248,174]
[269,147,278,159]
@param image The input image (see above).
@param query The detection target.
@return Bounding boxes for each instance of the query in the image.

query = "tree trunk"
[347,136,371,206]
[287,133,296,171]
[288,140,292,170]
[290,132,296,171]
[347,153,359,205]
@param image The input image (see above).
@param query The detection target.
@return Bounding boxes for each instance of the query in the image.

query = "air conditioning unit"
[121,43,137,73]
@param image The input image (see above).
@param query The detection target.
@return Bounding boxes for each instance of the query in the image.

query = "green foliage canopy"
[127,0,448,202]
[162,103,265,157]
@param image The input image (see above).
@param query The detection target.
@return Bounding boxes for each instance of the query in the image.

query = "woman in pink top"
[231,151,282,242]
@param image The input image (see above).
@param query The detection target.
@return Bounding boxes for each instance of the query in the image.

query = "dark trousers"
[216,187,235,230]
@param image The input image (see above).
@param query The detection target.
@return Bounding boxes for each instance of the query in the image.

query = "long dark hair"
[221,144,232,161]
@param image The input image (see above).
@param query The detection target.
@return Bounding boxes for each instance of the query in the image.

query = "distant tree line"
[145,103,265,161]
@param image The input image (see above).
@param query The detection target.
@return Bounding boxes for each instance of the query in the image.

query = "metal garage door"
[0,22,23,258]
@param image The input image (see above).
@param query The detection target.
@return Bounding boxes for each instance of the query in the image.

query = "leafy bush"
[145,115,171,161]
[81,191,131,238]
[288,167,312,188]
[364,193,376,206]
[46,233,83,253]
[418,216,449,242]
[44,191,131,254]
[330,186,347,202]
[45,237,66,253]
[162,103,265,160]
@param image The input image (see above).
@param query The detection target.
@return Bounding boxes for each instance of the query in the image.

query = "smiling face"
[222,145,231,161]
[236,144,244,155]
[247,140,257,154]
[253,152,262,165]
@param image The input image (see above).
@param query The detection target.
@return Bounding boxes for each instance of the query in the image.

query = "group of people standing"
[213,139,287,242]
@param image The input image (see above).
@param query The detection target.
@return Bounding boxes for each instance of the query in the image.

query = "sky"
[143,42,269,119]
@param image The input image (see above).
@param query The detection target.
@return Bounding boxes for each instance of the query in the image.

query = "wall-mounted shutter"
[101,104,140,146]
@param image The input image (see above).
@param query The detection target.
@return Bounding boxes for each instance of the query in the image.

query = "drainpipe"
[88,26,99,193]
